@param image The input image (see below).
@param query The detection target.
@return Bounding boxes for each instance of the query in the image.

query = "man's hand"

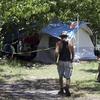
[70,59,73,63]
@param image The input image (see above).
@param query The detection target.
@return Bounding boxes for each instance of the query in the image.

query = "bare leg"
[66,78,70,87]
[59,76,63,89]
[64,78,71,96]
[58,76,64,95]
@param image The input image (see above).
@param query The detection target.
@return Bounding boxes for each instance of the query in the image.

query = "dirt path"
[0,79,100,100]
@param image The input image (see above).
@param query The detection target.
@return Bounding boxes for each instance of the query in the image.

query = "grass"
[0,59,100,97]
[72,62,98,82]
[71,62,100,95]
[0,59,58,82]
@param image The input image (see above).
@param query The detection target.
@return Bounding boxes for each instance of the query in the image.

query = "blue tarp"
[42,21,79,38]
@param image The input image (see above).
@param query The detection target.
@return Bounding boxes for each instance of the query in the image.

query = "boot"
[64,87,71,97]
[58,88,64,95]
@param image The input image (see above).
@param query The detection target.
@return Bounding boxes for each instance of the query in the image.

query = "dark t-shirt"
[59,41,71,61]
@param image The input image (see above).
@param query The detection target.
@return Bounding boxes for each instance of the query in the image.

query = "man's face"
[61,36,67,40]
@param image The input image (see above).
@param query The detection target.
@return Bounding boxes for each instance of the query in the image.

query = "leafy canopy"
[0,0,99,33]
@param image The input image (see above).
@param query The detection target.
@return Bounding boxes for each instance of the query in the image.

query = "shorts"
[57,61,73,79]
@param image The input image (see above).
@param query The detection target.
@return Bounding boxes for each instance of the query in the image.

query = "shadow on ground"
[0,59,49,68]
[0,79,60,100]
[80,69,98,73]
[0,78,100,100]
[74,79,100,92]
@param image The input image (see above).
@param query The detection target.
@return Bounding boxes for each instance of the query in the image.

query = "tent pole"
[76,14,79,61]
[96,34,97,48]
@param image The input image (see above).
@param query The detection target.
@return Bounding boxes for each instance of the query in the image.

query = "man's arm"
[55,42,60,63]
[69,44,75,62]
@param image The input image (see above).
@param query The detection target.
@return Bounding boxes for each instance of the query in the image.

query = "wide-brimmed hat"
[59,31,68,38]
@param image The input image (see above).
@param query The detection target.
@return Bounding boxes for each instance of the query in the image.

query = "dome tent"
[34,21,96,63]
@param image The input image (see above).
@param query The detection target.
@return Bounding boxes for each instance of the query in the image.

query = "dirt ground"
[0,78,100,100]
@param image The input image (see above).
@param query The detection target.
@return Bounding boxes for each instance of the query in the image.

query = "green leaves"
[0,0,99,34]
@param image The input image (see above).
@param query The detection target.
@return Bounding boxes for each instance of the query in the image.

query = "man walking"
[55,31,74,96]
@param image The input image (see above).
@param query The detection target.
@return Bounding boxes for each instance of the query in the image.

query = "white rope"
[0,47,55,55]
